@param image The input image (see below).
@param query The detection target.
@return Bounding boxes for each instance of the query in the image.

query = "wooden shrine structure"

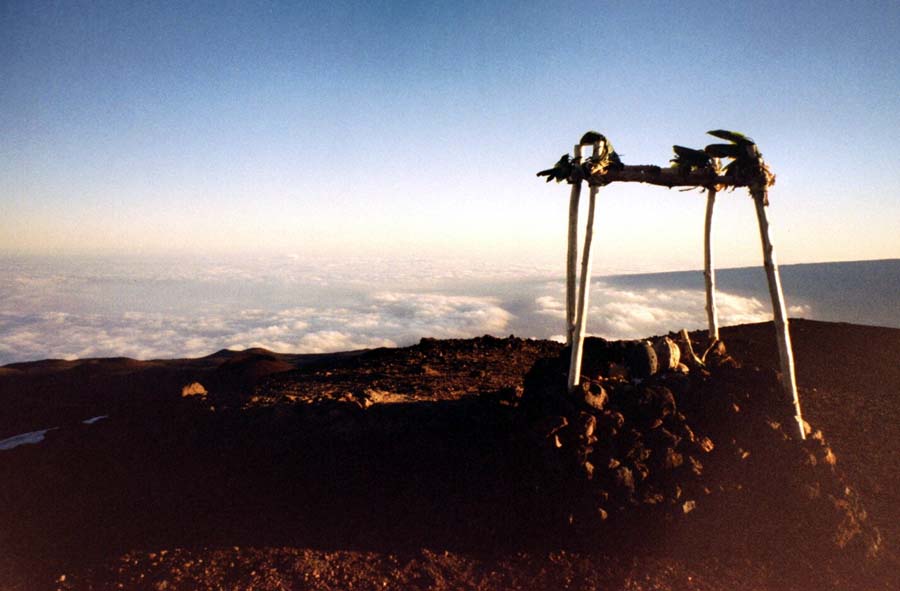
[538,130,806,440]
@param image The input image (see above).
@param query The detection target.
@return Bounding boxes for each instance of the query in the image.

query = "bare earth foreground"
[1,320,898,590]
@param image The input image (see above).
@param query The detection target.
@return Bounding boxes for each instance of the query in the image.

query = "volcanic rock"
[520,333,881,568]
[581,381,609,411]
[627,341,658,379]
[653,336,681,371]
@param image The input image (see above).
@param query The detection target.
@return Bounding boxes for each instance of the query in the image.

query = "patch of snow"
[0,428,59,451]
[82,415,109,425]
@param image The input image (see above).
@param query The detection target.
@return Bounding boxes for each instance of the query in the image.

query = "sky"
[2,0,899,273]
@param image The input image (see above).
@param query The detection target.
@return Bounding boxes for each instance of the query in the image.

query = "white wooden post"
[566,144,584,346]
[568,142,602,393]
[752,187,806,440]
[703,188,719,341]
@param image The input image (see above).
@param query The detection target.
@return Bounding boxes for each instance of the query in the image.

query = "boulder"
[627,341,658,379]
[581,381,609,411]
[578,412,598,438]
[181,382,208,398]
[653,336,681,371]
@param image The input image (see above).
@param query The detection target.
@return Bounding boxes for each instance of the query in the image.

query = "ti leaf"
[579,131,606,145]
[707,129,755,145]
[537,154,574,183]
[671,145,711,167]
[704,143,743,159]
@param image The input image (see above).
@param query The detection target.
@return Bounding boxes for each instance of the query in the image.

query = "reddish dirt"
[0,321,898,590]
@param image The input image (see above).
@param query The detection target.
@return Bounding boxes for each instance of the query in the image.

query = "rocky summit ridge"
[1,319,898,590]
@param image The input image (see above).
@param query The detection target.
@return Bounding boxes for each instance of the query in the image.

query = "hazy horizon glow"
[2,1,898,269]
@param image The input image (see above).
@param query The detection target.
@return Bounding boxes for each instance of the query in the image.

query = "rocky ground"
[0,320,898,590]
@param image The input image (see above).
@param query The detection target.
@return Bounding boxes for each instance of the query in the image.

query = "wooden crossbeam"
[587,165,765,189]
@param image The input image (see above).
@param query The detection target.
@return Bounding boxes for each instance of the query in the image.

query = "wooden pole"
[703,188,719,341]
[566,145,584,346]
[568,143,601,393]
[752,187,806,440]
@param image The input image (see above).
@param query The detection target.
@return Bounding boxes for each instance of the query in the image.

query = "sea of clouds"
[1,254,857,366]
[533,285,809,342]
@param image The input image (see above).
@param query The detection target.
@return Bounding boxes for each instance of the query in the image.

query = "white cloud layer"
[9,254,886,365]
[533,281,811,341]
[0,283,514,363]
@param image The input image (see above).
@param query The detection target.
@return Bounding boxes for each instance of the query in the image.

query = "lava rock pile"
[521,334,881,563]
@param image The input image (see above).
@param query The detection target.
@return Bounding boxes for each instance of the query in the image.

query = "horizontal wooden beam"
[588,165,760,189]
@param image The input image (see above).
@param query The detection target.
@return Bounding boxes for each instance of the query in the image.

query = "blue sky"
[2,1,898,272]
